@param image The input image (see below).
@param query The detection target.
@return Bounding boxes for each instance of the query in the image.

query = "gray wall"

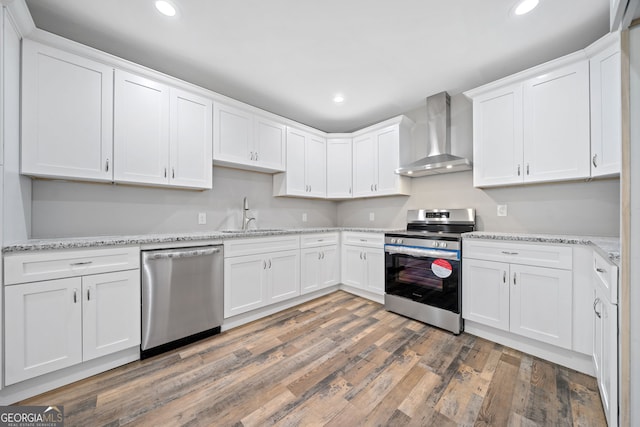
[31,167,337,238]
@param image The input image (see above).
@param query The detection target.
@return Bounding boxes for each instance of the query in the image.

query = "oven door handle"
[384,245,460,260]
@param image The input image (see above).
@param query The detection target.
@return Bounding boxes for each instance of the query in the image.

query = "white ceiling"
[24,0,610,133]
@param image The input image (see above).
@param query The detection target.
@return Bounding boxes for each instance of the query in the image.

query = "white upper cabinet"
[326,138,353,199]
[114,70,212,189]
[588,33,622,177]
[114,69,171,186]
[466,53,591,187]
[273,127,326,198]
[21,40,114,181]
[471,83,523,187]
[213,102,286,173]
[352,117,412,198]
[170,88,213,189]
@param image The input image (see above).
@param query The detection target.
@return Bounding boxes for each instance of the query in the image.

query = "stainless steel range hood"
[396,92,472,177]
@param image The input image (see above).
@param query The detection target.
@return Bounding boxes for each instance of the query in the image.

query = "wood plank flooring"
[19,291,606,426]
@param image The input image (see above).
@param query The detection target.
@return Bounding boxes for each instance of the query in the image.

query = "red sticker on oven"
[432,259,453,278]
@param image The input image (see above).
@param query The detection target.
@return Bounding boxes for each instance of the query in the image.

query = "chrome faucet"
[242,197,256,231]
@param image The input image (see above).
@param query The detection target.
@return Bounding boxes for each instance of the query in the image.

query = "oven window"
[397,258,446,290]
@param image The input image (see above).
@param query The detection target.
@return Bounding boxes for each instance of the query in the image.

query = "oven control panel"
[385,235,460,251]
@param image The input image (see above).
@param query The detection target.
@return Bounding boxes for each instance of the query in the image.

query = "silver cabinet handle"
[172,168,175,179]
[105,159,110,172]
[503,271,506,283]
[593,154,598,168]
[263,260,267,269]
[593,297,601,318]
[363,252,367,260]
[321,252,325,260]
[359,252,363,260]
[318,252,322,260]
[371,184,374,191]
[596,267,606,273]
[255,152,259,161]
[87,287,91,301]
[375,184,378,191]
[250,151,254,161]
[164,168,168,178]
[501,251,519,256]
[268,259,272,269]
[517,164,520,176]
[526,164,530,175]
[70,261,93,266]
[349,187,352,194]
[73,289,78,303]
[513,272,517,285]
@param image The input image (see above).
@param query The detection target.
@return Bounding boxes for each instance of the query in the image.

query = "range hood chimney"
[395,92,472,177]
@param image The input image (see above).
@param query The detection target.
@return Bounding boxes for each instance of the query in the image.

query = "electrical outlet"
[198,212,207,224]
[302,212,308,222]
[497,204,508,217]
[369,212,375,221]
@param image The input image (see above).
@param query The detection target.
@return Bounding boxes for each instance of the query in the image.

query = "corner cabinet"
[3,247,141,386]
[223,236,300,318]
[300,233,340,294]
[341,232,385,298]
[213,102,286,173]
[21,39,114,182]
[352,117,412,198]
[273,127,326,198]
[114,70,212,189]
[462,239,573,349]
[466,54,590,187]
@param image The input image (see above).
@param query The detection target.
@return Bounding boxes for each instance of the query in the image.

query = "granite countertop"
[2,227,394,253]
[463,231,621,266]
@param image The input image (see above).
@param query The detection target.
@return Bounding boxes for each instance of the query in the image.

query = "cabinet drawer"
[593,250,618,304]
[301,233,339,248]
[463,239,572,270]
[4,246,140,285]
[224,235,300,257]
[342,232,384,248]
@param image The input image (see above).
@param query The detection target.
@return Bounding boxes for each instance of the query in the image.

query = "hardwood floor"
[20,291,606,426]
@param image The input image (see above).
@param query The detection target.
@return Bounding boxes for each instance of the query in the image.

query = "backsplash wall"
[31,167,337,238]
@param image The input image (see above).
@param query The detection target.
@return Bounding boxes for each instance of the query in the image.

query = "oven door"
[385,245,460,313]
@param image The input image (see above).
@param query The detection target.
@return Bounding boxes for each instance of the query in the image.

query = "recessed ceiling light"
[155,0,177,17]
[513,0,539,15]
[333,94,345,104]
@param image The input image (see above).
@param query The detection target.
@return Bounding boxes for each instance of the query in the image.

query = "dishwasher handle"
[147,247,222,260]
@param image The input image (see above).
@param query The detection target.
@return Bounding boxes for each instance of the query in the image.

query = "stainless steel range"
[384,208,476,334]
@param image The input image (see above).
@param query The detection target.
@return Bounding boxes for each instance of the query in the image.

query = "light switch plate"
[497,205,508,217]
[198,212,207,224]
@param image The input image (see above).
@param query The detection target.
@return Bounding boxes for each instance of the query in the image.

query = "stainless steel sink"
[220,229,285,233]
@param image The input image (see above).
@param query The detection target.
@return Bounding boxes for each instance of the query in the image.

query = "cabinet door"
[590,44,621,177]
[341,245,366,289]
[82,270,141,361]
[472,84,524,187]
[21,40,113,181]
[326,138,353,198]
[268,249,300,303]
[319,246,340,288]
[462,258,510,331]
[5,278,83,385]
[305,134,327,197]
[364,248,384,295]
[301,248,322,294]
[169,88,213,189]
[523,60,590,183]
[375,126,402,195]
[213,103,253,166]
[352,133,376,197]
[594,286,618,427]
[284,127,308,196]
[254,116,286,171]
[510,264,572,349]
[114,70,170,185]
[224,255,267,318]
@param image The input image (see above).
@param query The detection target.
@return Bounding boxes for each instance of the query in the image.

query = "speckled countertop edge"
[463,231,621,266]
[2,227,397,253]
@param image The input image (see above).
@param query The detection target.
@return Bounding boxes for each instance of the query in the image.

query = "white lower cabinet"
[4,270,140,385]
[301,233,340,295]
[592,250,618,427]
[224,236,300,318]
[341,232,384,295]
[463,240,573,349]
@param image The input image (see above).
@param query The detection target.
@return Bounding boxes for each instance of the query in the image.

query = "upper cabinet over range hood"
[396,92,472,177]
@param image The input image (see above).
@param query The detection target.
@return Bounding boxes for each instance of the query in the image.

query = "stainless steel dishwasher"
[141,245,223,358]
